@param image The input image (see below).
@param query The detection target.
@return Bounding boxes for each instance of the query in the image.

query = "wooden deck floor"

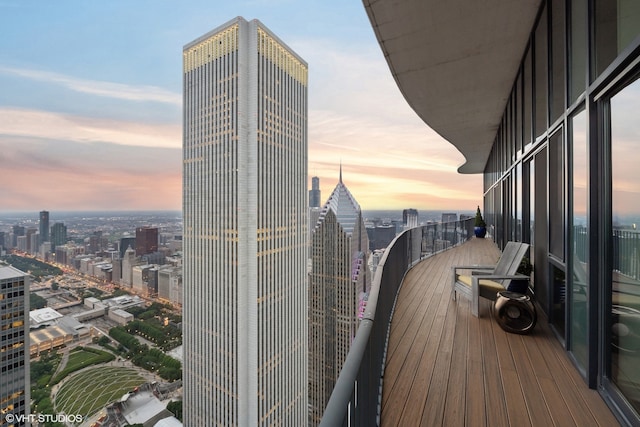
[381,237,620,427]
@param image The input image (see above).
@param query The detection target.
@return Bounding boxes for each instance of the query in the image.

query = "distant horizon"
[0,208,475,219]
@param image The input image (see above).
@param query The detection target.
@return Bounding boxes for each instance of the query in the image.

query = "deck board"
[380,238,619,426]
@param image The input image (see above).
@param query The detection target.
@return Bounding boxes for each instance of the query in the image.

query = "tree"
[30,293,47,309]
[474,206,486,227]
[167,401,183,421]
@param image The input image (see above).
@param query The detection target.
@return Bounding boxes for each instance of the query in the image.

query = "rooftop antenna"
[339,160,343,184]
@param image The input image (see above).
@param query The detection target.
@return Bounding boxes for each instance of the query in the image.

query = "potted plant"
[474,205,487,238]
[508,256,532,294]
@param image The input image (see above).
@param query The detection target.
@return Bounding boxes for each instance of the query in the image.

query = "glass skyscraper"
[309,176,321,208]
[182,17,308,426]
[0,266,29,426]
[308,173,369,425]
[38,210,49,244]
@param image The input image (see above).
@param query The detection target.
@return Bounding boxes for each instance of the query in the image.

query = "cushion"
[456,274,505,301]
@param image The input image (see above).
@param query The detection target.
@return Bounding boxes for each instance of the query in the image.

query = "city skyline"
[0,0,482,212]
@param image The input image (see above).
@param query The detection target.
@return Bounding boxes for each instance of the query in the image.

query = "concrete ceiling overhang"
[363,0,541,174]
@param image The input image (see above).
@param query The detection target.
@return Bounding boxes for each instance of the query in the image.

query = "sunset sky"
[0,0,482,212]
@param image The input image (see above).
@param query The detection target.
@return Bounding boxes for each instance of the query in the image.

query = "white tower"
[183,17,308,426]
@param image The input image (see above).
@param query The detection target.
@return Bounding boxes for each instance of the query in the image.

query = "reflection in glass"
[570,0,587,103]
[595,0,640,76]
[549,130,564,260]
[524,49,533,150]
[610,77,640,414]
[534,5,548,139]
[552,264,566,338]
[571,109,588,369]
[515,163,522,242]
[550,0,565,123]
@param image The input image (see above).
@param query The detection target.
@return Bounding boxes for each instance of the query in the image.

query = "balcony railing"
[319,218,475,427]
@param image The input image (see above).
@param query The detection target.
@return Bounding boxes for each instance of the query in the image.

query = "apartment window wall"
[570,0,587,104]
[524,49,534,151]
[549,129,565,261]
[549,128,566,337]
[570,107,588,372]
[481,0,640,423]
[550,0,566,124]
[594,0,640,77]
[515,72,524,156]
[534,4,549,140]
[607,75,640,418]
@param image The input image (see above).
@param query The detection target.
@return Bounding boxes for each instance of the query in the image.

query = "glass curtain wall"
[570,108,588,370]
[609,76,640,416]
[481,0,640,422]
[549,129,565,336]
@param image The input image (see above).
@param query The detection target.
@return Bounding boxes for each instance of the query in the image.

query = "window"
[550,0,566,123]
[595,0,640,76]
[549,129,565,260]
[534,5,549,139]
[524,49,533,150]
[570,107,588,369]
[609,76,640,414]
[569,0,587,103]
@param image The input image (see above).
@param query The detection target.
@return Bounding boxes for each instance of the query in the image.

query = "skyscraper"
[309,176,321,208]
[402,208,418,229]
[183,17,308,426]
[39,210,49,243]
[25,228,37,254]
[119,237,136,259]
[0,266,30,425]
[135,227,158,256]
[50,222,67,251]
[308,171,369,425]
[11,225,24,248]
[121,245,136,287]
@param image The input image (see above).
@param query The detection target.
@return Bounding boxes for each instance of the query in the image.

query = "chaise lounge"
[452,241,530,317]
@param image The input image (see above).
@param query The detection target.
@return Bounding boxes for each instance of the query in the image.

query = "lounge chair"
[452,241,530,317]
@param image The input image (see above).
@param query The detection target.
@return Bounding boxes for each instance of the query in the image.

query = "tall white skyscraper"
[183,17,308,426]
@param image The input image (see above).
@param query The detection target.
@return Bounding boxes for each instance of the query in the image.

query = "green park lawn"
[50,347,115,384]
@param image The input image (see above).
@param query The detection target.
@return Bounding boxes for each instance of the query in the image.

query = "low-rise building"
[108,308,134,325]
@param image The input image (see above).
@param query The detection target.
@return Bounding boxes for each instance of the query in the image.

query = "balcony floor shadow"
[381,237,619,426]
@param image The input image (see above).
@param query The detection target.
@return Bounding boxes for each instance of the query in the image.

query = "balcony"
[321,225,619,426]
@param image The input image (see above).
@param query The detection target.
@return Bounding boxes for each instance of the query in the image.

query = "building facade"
[11,226,24,248]
[25,229,37,255]
[119,237,136,259]
[364,0,640,424]
[157,266,182,305]
[308,174,369,426]
[135,227,158,257]
[38,211,49,244]
[481,4,640,423]
[50,222,67,251]
[402,208,418,229]
[183,17,308,426]
[121,245,136,287]
[309,176,321,208]
[0,266,30,426]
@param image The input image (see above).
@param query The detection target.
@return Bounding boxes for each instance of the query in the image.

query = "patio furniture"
[494,291,537,334]
[451,241,530,317]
